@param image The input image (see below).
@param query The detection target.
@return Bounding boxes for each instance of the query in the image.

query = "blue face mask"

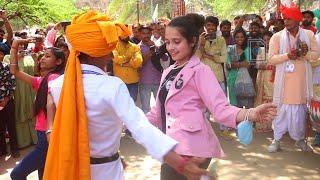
[237,120,253,145]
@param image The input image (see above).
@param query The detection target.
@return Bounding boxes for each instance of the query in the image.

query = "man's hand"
[287,49,298,60]
[183,157,210,180]
[0,97,9,108]
[164,151,211,180]
[199,32,206,47]
[54,23,63,31]
[250,103,277,123]
[300,43,309,57]
[0,10,8,20]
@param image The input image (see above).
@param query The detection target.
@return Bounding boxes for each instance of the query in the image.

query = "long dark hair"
[34,47,66,117]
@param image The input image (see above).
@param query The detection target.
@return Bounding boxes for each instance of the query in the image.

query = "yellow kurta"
[112,41,143,84]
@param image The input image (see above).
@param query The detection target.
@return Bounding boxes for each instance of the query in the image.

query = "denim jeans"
[11,131,48,180]
[139,84,159,113]
[126,82,139,102]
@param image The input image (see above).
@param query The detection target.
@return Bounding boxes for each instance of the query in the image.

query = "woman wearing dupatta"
[4,54,37,148]
[227,28,253,108]
[254,31,274,132]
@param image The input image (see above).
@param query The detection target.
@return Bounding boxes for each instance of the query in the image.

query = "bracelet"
[176,157,190,174]
[46,129,53,134]
[245,109,252,121]
[9,63,18,66]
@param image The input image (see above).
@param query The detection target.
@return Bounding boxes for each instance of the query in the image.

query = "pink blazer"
[147,55,241,158]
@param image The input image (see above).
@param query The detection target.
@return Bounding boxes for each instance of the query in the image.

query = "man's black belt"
[90,152,119,164]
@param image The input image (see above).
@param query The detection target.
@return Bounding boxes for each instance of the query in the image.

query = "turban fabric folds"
[43,11,131,180]
[280,3,303,22]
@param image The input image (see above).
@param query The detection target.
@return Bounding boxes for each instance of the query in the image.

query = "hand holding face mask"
[237,103,277,145]
[237,110,253,145]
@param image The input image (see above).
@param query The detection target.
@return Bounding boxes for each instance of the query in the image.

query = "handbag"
[234,67,256,97]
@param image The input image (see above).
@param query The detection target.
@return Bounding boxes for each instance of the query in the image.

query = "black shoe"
[11,151,20,158]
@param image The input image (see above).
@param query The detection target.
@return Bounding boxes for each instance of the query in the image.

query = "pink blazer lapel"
[165,56,201,105]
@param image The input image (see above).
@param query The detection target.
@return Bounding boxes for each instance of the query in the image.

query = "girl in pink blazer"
[147,14,277,180]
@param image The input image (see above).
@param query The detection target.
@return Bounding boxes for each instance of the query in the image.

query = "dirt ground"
[1,130,319,180]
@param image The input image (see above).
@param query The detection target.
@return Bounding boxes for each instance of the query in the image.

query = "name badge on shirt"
[285,61,295,73]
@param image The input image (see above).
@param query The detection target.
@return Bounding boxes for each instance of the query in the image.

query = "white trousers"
[273,104,307,141]
[90,158,124,180]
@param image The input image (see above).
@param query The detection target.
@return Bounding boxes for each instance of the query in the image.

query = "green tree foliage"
[204,0,267,19]
[0,0,80,28]
[107,0,171,23]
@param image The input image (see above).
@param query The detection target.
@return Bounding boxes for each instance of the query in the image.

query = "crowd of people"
[0,2,319,180]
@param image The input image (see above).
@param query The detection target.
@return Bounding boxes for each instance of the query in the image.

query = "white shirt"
[49,64,177,179]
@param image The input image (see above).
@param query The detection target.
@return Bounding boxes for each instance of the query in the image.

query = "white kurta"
[49,64,177,180]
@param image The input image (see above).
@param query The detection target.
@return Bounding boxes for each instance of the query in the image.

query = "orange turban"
[43,11,131,180]
[280,3,303,22]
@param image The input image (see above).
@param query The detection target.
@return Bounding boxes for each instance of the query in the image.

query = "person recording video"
[197,16,227,93]
[197,16,230,135]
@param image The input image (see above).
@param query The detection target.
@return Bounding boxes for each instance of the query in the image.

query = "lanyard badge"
[285,61,295,73]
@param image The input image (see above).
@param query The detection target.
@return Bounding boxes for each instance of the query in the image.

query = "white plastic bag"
[234,67,256,97]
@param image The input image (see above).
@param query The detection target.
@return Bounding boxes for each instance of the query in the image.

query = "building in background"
[172,0,185,18]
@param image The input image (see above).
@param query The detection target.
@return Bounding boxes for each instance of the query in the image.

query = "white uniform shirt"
[49,64,177,180]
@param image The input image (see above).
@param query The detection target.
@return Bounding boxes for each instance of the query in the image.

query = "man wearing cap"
[301,10,317,34]
[267,4,319,153]
[44,11,209,180]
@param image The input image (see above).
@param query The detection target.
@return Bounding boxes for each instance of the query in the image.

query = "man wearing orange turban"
[43,11,209,180]
[268,4,318,153]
